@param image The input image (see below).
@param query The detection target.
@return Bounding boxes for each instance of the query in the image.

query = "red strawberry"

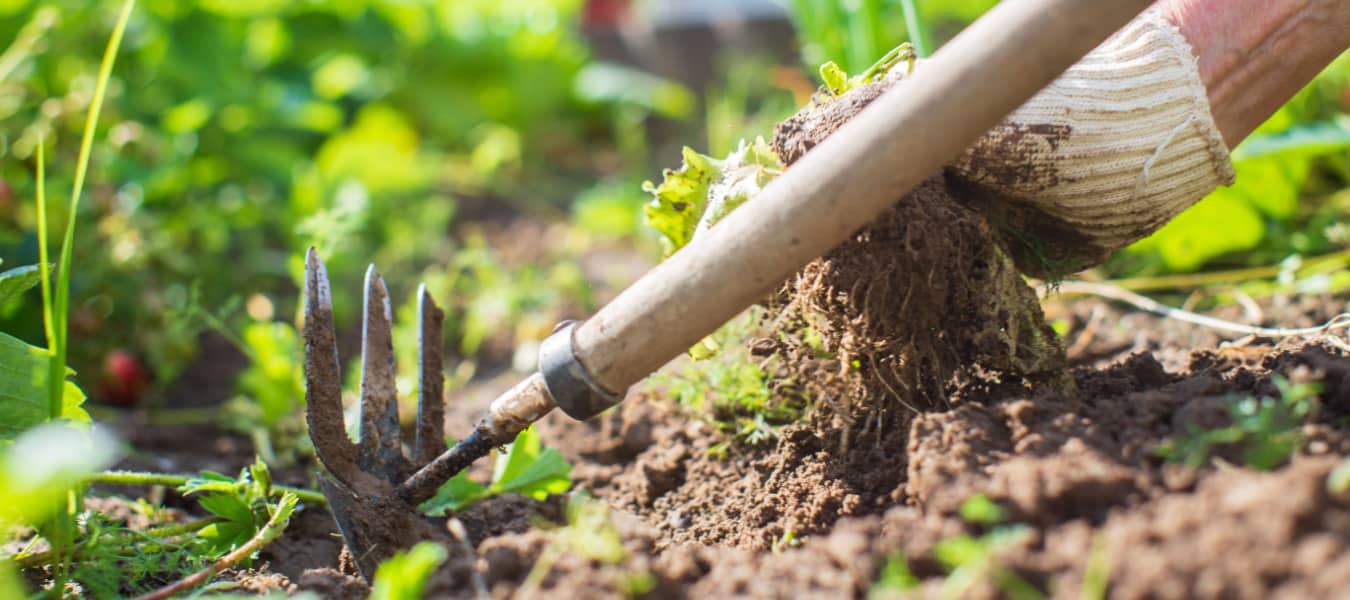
[98,350,149,406]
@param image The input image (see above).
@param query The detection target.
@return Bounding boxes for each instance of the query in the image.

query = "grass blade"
[49,0,136,418]
[36,143,59,418]
[899,0,929,57]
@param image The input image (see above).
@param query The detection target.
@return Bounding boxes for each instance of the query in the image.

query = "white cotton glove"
[946,9,1236,276]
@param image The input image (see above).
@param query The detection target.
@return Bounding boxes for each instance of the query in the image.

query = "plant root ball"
[767,76,1064,440]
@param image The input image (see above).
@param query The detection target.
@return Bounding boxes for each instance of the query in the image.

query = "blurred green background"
[1,0,1347,417]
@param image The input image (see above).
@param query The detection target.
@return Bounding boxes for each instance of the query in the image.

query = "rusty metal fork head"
[302,249,452,580]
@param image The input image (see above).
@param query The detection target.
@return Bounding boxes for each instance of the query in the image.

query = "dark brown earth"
[91,291,1350,599]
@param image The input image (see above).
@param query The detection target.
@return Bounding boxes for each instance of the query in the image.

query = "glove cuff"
[949,9,1235,276]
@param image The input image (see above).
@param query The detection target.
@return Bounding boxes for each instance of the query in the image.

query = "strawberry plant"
[418,426,572,515]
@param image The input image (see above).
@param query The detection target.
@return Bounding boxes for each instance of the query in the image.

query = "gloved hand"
[946,9,1235,277]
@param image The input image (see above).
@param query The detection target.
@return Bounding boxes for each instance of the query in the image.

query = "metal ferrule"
[538,320,623,420]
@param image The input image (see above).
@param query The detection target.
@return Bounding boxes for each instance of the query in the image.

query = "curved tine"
[413,284,448,466]
[359,266,405,483]
[303,249,362,485]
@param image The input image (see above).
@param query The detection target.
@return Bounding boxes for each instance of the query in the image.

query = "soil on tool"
[78,76,1350,599]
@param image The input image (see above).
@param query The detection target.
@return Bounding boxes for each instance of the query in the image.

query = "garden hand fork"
[302,0,1153,582]
[302,249,458,580]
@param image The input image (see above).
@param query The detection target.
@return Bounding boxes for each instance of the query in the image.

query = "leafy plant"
[653,310,809,456]
[931,495,1042,600]
[518,494,656,597]
[226,320,306,462]
[4,457,317,596]
[178,458,291,558]
[419,426,572,515]
[818,43,916,98]
[642,138,782,257]
[1156,375,1321,470]
[369,541,448,600]
[869,552,920,599]
[1329,457,1350,495]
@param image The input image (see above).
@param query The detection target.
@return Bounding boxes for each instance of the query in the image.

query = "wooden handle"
[574,0,1156,393]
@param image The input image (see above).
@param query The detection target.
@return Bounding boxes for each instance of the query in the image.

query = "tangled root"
[766,76,1064,441]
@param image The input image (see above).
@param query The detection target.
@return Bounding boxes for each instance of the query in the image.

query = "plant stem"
[132,493,299,600]
[51,0,135,418]
[9,517,219,569]
[87,470,327,506]
[899,0,929,57]
[1084,248,1350,293]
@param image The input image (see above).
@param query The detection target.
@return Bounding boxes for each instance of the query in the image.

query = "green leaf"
[369,541,448,600]
[417,470,488,515]
[493,447,572,500]
[418,428,572,514]
[0,332,89,443]
[1232,119,1350,161]
[819,60,850,95]
[197,493,253,524]
[0,265,41,308]
[642,146,721,256]
[0,424,119,528]
[958,494,1007,525]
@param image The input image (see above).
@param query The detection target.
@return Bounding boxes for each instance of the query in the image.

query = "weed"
[1329,457,1350,495]
[869,552,920,599]
[929,495,1043,600]
[519,494,655,598]
[771,529,802,553]
[369,541,448,600]
[1156,375,1321,470]
[1079,534,1111,600]
[818,43,916,98]
[4,457,314,596]
[419,426,572,515]
[652,310,809,457]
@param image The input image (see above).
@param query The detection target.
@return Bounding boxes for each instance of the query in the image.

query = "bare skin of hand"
[1160,0,1350,148]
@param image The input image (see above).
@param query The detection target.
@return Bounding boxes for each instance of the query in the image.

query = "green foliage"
[958,494,1007,526]
[1156,376,1321,470]
[0,423,118,529]
[869,552,921,599]
[819,43,916,97]
[654,310,808,455]
[226,320,306,461]
[0,331,88,442]
[178,457,284,558]
[0,263,41,308]
[642,138,782,257]
[0,0,640,390]
[933,526,1042,600]
[557,493,628,564]
[419,426,572,515]
[518,494,652,596]
[369,541,448,600]
[786,0,997,71]
[1120,56,1350,275]
[1329,457,1350,495]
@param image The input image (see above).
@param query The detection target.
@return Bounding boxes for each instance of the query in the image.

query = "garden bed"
[92,290,1350,599]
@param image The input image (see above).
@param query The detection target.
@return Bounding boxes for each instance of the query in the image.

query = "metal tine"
[302,249,363,486]
[358,265,405,483]
[413,284,448,466]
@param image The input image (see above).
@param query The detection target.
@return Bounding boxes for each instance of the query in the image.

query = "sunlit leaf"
[0,423,119,527]
[0,264,41,308]
[369,542,448,600]
[0,332,89,443]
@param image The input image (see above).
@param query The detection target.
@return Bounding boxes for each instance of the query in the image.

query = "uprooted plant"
[642,52,1065,447]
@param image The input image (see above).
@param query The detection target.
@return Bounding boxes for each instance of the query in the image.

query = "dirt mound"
[503,338,1350,599]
